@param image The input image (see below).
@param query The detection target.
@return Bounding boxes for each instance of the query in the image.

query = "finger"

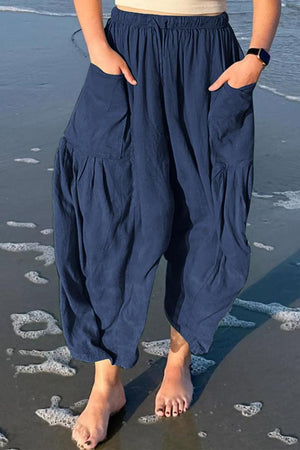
[208,75,227,91]
[121,65,137,85]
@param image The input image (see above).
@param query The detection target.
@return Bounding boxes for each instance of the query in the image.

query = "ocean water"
[0,0,299,101]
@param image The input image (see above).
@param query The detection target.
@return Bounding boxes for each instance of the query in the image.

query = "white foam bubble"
[14,345,76,377]
[0,432,16,450]
[6,221,37,228]
[273,190,300,210]
[141,339,215,375]
[0,242,55,266]
[219,313,255,328]
[30,147,41,152]
[252,191,274,198]
[257,84,300,102]
[71,399,88,413]
[40,228,53,235]
[234,401,263,417]
[234,298,300,331]
[35,395,80,429]
[0,432,8,447]
[24,271,48,284]
[10,310,62,339]
[14,158,40,164]
[6,348,15,356]
[198,431,207,438]
[253,242,274,251]
[252,189,300,209]
[267,428,298,445]
[138,414,162,425]
[141,339,170,357]
[191,355,215,375]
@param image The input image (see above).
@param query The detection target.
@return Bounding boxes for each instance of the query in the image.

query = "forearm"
[249,0,281,52]
[73,0,110,58]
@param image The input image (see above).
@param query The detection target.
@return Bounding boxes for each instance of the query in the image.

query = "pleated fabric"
[52,6,256,368]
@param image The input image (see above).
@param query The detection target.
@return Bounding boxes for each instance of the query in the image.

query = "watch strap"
[246,47,270,66]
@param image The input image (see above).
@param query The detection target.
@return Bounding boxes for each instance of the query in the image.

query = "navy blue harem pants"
[52,6,256,369]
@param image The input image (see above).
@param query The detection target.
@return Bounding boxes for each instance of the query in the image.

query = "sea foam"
[40,228,53,235]
[0,242,54,265]
[234,298,300,331]
[10,310,62,339]
[35,395,80,429]
[24,270,48,284]
[13,346,76,377]
[234,401,263,417]
[14,157,39,164]
[6,221,37,228]
[252,189,300,209]
[267,428,298,445]
[253,242,274,251]
[141,339,215,376]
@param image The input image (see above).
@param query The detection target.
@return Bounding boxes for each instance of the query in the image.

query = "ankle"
[165,351,191,371]
[93,375,122,389]
[93,360,122,384]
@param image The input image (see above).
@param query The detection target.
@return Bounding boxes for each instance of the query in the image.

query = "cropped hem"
[68,347,138,369]
[164,307,208,356]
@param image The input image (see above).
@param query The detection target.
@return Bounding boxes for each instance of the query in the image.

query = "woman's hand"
[208,54,264,91]
[89,42,137,85]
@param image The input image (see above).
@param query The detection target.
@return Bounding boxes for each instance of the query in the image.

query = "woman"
[52,0,280,448]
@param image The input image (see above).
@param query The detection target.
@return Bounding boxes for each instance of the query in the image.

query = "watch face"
[259,48,270,65]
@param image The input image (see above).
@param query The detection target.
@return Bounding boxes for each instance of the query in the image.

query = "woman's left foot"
[154,348,193,417]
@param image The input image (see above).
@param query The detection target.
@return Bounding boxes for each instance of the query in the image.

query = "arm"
[208,0,281,90]
[73,0,137,84]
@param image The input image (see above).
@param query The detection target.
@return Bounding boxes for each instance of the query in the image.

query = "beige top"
[115,0,226,15]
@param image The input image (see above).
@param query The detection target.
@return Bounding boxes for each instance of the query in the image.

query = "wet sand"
[0,10,300,450]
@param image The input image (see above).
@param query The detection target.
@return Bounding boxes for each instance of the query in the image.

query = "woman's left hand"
[208,54,264,91]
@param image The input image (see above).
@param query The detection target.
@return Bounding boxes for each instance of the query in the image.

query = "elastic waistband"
[110,6,229,29]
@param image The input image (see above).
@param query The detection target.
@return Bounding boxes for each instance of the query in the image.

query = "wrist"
[244,53,266,71]
[88,39,111,59]
[246,47,270,68]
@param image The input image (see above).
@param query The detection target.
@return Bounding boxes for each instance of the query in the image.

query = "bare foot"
[155,326,194,417]
[72,360,126,449]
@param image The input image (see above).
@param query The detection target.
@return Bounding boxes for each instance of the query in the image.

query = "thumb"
[208,76,226,92]
[121,65,137,85]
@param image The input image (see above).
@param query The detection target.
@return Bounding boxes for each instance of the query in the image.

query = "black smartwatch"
[246,48,270,67]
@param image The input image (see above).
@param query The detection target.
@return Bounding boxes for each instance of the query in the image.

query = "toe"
[72,423,83,442]
[77,430,90,446]
[72,422,90,447]
[165,400,172,417]
[155,398,165,417]
[83,431,106,449]
[178,398,184,414]
[172,400,179,417]
[182,397,190,411]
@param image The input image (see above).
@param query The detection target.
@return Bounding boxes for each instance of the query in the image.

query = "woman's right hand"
[89,43,137,85]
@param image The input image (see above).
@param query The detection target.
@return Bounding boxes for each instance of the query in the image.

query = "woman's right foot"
[71,360,126,449]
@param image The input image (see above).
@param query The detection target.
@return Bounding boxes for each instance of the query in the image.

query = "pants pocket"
[208,80,256,165]
[64,62,132,160]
